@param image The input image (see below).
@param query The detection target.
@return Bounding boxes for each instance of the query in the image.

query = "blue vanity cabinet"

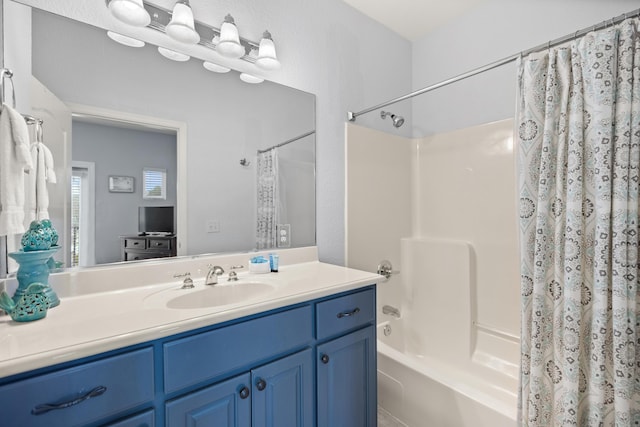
[165,373,252,427]
[316,288,377,427]
[0,285,376,427]
[251,349,313,427]
[0,348,154,427]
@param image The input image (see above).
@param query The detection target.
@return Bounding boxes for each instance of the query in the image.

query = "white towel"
[25,141,57,225]
[0,103,33,236]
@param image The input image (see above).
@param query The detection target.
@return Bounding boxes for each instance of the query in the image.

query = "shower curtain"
[256,148,278,249]
[518,19,640,426]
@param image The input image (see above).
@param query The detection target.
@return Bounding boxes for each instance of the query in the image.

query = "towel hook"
[0,68,16,108]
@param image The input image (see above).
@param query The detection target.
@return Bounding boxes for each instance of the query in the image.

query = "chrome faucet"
[382,305,401,318]
[228,265,244,281]
[206,265,224,285]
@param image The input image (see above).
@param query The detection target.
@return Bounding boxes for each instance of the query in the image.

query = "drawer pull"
[256,378,267,391]
[32,385,107,415]
[320,354,330,364]
[336,307,360,318]
[239,386,250,399]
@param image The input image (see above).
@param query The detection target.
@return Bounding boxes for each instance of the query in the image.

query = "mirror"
[3,1,316,269]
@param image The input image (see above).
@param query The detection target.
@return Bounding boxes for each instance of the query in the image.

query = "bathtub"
[376,237,519,426]
[377,318,518,427]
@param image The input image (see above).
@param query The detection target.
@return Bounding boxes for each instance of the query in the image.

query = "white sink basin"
[166,282,275,309]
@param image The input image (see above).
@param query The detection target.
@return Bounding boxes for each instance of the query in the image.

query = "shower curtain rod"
[347,7,640,122]
[257,130,315,154]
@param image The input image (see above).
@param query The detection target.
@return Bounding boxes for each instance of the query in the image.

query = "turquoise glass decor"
[8,247,60,308]
[21,220,56,251]
[0,283,50,322]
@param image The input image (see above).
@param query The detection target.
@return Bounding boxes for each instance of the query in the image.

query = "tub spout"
[382,305,401,318]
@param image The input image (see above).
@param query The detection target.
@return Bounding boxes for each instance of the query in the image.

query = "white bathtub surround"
[346,119,519,426]
[0,246,380,377]
[518,19,640,425]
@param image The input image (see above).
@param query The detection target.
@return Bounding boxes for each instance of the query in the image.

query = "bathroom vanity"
[0,249,379,427]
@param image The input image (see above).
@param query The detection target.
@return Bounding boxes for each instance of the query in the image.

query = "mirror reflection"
[4,2,316,270]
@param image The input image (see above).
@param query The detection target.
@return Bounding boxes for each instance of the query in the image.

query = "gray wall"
[72,121,177,264]
[411,0,636,137]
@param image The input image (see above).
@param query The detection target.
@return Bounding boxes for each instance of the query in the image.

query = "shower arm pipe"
[347,7,640,122]
[257,130,316,154]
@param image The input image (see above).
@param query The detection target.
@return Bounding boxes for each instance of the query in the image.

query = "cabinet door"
[317,327,376,427]
[165,373,251,427]
[252,349,313,427]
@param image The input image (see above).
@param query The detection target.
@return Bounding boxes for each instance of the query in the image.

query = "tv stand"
[121,234,177,262]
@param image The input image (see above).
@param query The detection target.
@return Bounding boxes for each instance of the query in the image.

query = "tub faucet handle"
[377,260,399,280]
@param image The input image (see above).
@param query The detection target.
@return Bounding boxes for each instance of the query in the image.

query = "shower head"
[380,110,405,128]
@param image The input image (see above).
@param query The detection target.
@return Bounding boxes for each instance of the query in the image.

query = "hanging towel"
[0,103,33,236]
[25,141,56,225]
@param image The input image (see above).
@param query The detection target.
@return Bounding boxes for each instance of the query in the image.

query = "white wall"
[411,0,636,136]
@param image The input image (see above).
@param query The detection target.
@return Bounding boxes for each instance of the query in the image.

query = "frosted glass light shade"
[240,73,264,84]
[166,1,200,44]
[216,15,244,59]
[203,61,231,73]
[158,47,190,62]
[255,31,280,70]
[107,31,145,47]
[108,0,151,27]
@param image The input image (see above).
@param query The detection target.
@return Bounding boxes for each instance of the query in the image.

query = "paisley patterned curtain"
[256,148,278,249]
[518,20,640,426]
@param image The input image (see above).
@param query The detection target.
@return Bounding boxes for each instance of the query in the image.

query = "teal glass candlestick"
[8,247,61,308]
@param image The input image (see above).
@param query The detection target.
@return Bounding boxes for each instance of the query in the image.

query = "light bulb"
[203,62,231,73]
[108,0,151,27]
[216,14,245,59]
[166,1,200,44]
[256,31,280,70]
[158,47,190,62]
[240,73,264,84]
[107,31,145,47]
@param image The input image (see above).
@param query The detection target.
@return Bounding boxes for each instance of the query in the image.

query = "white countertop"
[0,250,380,378]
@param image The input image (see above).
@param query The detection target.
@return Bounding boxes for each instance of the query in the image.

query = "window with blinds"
[143,168,167,200]
[70,174,82,267]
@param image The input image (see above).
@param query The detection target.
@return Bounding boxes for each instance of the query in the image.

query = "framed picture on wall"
[108,175,135,193]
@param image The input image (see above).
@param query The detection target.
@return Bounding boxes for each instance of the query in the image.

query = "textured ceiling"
[342,0,490,41]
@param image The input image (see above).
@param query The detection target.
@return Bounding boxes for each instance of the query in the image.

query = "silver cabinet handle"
[337,307,360,318]
[32,385,107,415]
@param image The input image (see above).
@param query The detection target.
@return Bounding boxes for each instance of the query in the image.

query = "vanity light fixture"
[165,0,200,44]
[107,31,145,47]
[255,31,280,70]
[239,73,264,84]
[107,0,151,27]
[158,46,190,62]
[106,1,278,83]
[216,14,245,59]
[203,61,231,73]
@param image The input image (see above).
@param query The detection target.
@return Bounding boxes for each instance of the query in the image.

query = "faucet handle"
[174,272,194,289]
[227,265,244,281]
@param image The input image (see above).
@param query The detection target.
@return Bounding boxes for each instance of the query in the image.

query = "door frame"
[67,103,188,256]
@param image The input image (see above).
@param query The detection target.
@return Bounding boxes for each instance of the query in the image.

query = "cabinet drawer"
[124,238,146,249]
[148,238,170,249]
[164,305,312,394]
[105,409,155,427]
[125,251,165,261]
[316,288,375,340]
[0,348,154,427]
